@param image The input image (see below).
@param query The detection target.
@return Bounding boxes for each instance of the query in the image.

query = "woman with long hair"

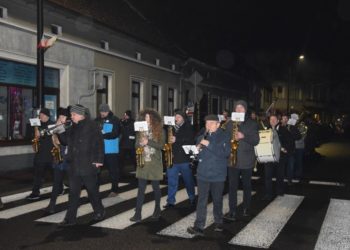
[130,109,164,222]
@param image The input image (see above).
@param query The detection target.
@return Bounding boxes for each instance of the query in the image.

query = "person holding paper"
[130,109,165,222]
[224,100,259,221]
[164,110,196,209]
[58,104,105,226]
[187,114,230,236]
[27,108,55,200]
[95,104,121,197]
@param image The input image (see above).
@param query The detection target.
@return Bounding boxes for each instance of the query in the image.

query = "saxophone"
[163,126,173,168]
[229,121,239,167]
[32,126,40,153]
[136,131,146,168]
[51,134,63,164]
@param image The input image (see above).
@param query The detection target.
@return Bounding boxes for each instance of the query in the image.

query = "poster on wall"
[44,95,57,120]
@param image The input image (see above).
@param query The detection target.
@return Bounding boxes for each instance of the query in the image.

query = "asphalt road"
[0,138,349,250]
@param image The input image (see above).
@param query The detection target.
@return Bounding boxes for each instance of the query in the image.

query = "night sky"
[129,0,350,70]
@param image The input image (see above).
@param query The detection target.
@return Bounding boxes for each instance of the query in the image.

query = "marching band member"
[164,110,196,209]
[58,104,105,226]
[27,108,54,200]
[130,109,165,222]
[187,114,230,236]
[224,100,259,221]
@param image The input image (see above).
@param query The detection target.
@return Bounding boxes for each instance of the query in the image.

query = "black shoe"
[214,223,223,232]
[243,208,250,217]
[93,210,106,222]
[129,214,141,223]
[151,210,161,220]
[261,195,273,201]
[223,213,237,222]
[187,226,204,237]
[163,203,175,209]
[44,206,55,215]
[27,193,40,200]
[58,219,76,227]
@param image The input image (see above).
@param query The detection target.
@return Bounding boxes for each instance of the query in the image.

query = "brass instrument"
[229,121,239,167]
[32,126,40,153]
[221,119,229,130]
[51,134,63,164]
[136,130,146,168]
[163,126,173,168]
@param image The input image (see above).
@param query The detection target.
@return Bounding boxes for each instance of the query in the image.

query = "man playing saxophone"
[224,100,259,221]
[164,110,196,209]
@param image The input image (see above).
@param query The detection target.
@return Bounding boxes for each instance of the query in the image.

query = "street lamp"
[287,55,305,114]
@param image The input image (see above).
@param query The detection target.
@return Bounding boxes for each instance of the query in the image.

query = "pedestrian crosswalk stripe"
[36,184,165,223]
[309,181,344,187]
[92,188,190,230]
[1,186,57,204]
[0,183,128,219]
[314,199,350,250]
[228,194,304,248]
[157,191,253,239]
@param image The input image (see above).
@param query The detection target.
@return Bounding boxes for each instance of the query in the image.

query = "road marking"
[157,191,254,239]
[1,186,57,204]
[36,184,164,223]
[0,183,128,219]
[92,188,190,230]
[309,181,344,187]
[251,176,261,180]
[314,199,350,250]
[228,194,304,248]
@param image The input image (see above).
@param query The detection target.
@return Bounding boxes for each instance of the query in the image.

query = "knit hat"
[234,100,248,111]
[57,107,68,117]
[40,108,50,117]
[205,114,219,122]
[70,104,86,116]
[99,103,110,113]
[175,110,186,120]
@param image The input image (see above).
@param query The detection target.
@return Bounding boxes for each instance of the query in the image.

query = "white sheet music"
[164,116,175,126]
[287,118,297,126]
[29,118,41,127]
[134,121,149,131]
[231,112,245,122]
[182,145,199,155]
[218,115,225,122]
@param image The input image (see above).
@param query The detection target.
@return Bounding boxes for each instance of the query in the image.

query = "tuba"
[136,130,146,168]
[229,121,239,167]
[163,126,173,168]
[32,126,40,153]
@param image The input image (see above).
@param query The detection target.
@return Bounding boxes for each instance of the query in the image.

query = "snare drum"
[254,129,281,163]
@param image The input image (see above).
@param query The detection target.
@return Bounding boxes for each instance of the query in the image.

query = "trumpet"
[40,121,72,136]
[229,121,239,167]
[163,126,173,168]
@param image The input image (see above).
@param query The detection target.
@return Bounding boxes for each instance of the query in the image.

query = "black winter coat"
[120,118,136,149]
[276,124,295,157]
[34,120,55,164]
[171,122,194,164]
[59,118,104,176]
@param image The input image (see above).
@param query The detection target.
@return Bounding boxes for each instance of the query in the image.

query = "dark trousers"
[194,179,225,229]
[264,157,286,197]
[48,167,65,209]
[121,148,136,169]
[65,173,104,223]
[286,154,295,182]
[134,178,161,218]
[294,148,304,179]
[32,161,52,195]
[228,167,252,214]
[104,154,120,192]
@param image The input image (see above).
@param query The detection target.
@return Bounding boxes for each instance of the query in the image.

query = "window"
[151,85,159,111]
[96,75,109,115]
[0,59,59,143]
[131,80,141,117]
[168,88,174,115]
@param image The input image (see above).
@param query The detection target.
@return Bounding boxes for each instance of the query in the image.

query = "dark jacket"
[226,117,260,169]
[276,124,295,157]
[196,128,231,182]
[95,112,120,154]
[171,122,194,164]
[34,120,55,164]
[59,118,104,176]
[120,117,136,149]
